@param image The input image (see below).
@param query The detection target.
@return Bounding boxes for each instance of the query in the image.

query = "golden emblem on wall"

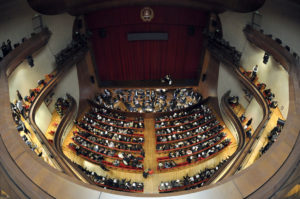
[140,7,154,22]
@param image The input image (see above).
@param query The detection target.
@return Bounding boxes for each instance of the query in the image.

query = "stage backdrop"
[85,6,208,81]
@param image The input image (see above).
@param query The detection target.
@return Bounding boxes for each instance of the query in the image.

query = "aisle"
[142,118,159,193]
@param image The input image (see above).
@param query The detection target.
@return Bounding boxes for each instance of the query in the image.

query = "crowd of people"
[260,118,284,154]
[93,88,202,113]
[55,94,72,118]
[70,135,144,170]
[205,31,242,66]
[73,128,143,152]
[70,105,146,171]
[155,105,212,129]
[154,104,210,123]
[88,107,144,129]
[55,33,88,66]
[0,34,32,61]
[159,158,229,192]
[77,165,144,192]
[156,119,220,143]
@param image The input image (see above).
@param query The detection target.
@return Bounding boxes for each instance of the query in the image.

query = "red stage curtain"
[86,6,208,81]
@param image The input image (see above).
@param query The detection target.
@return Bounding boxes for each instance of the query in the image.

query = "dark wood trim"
[206,91,246,184]
[28,49,87,176]
[53,96,95,184]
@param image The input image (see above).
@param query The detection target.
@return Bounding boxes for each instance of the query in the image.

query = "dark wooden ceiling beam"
[27,0,265,16]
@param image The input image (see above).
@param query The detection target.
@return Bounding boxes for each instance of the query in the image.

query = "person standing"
[16,100,25,118]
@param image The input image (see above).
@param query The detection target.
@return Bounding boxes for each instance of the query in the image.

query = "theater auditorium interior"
[0,0,299,198]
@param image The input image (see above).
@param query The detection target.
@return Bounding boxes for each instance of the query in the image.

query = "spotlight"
[27,55,34,67]
[263,52,269,64]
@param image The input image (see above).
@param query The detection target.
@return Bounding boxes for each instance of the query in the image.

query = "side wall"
[2,0,78,133]
[218,0,298,119]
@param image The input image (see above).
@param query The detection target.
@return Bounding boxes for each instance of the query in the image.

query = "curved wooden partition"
[218,65,271,179]
[28,48,88,177]
[27,0,265,15]
[53,96,94,184]
[207,42,271,179]
[205,91,246,184]
[1,28,51,77]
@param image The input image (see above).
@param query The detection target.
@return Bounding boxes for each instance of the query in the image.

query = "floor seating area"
[55,95,72,118]
[62,89,236,193]
[70,104,145,172]
[155,104,231,171]
[94,88,202,113]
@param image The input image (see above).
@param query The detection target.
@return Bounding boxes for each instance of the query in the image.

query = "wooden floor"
[241,107,284,169]
[61,101,238,193]
[45,111,61,141]
[19,115,57,168]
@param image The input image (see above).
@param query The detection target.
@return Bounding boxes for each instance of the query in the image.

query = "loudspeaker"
[211,20,217,27]
[188,26,195,36]
[293,52,298,58]
[90,76,95,84]
[27,55,34,67]
[77,19,83,30]
[99,28,107,38]
[263,52,269,64]
[202,74,207,82]
[277,118,285,126]
[275,38,282,44]
[17,125,24,131]
[285,46,290,52]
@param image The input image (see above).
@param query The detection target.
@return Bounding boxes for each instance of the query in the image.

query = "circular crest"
[140,7,154,22]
